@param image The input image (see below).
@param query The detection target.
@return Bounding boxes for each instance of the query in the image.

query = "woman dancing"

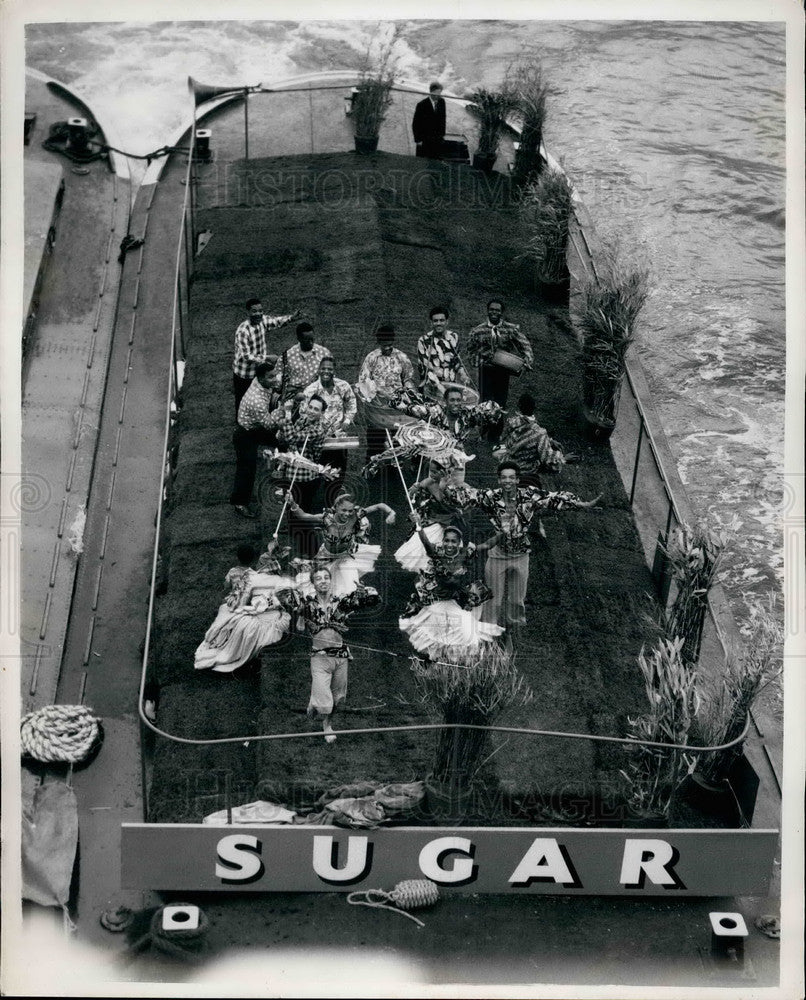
[395,453,468,573]
[399,519,503,657]
[287,492,395,596]
[287,566,380,743]
[194,540,294,674]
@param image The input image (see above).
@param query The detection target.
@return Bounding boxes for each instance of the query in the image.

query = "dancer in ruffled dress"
[287,492,395,596]
[399,520,503,656]
[285,566,380,742]
[394,454,468,572]
[194,539,294,674]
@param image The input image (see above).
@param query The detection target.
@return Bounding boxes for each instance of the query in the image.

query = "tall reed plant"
[466,86,520,161]
[662,521,732,666]
[518,169,574,284]
[695,593,782,785]
[411,643,532,785]
[352,29,398,148]
[621,637,698,819]
[579,258,649,428]
[510,60,549,187]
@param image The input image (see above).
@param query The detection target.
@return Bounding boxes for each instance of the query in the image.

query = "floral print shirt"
[320,508,371,556]
[405,537,491,614]
[401,399,504,443]
[302,377,357,432]
[288,587,380,639]
[358,348,417,400]
[445,484,590,554]
[416,330,470,386]
[467,320,534,368]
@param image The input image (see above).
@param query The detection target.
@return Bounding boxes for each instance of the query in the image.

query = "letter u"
[312,835,373,885]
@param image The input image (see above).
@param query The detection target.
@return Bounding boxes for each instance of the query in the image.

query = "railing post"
[176,273,186,361]
[629,420,643,505]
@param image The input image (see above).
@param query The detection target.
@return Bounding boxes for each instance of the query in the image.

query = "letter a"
[509,838,581,888]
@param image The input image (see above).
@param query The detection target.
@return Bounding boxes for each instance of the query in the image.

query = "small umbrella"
[394,421,455,454]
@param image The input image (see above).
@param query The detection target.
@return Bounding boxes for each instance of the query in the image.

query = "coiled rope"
[347,879,440,928]
[20,705,103,764]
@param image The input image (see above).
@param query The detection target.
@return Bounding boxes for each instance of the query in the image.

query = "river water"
[25,19,787,628]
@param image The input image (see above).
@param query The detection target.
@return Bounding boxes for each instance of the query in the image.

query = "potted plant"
[578,258,649,440]
[410,643,532,820]
[686,594,782,825]
[660,521,731,665]
[352,34,397,155]
[518,169,574,299]
[510,60,549,187]
[465,86,519,172]
[620,637,698,825]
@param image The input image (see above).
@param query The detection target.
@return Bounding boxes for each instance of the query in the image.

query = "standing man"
[417,306,471,396]
[232,297,297,419]
[230,358,282,518]
[302,356,357,481]
[274,322,331,401]
[467,299,534,409]
[358,324,418,463]
[447,461,600,636]
[412,82,446,159]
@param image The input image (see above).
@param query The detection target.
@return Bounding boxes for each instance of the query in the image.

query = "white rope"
[20,704,102,763]
[347,879,439,928]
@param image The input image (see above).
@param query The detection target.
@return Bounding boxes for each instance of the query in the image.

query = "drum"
[490,349,525,375]
[321,436,360,451]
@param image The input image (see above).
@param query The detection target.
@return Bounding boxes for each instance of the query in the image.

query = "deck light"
[709,911,749,963]
[67,117,89,154]
[162,903,200,931]
[194,128,212,162]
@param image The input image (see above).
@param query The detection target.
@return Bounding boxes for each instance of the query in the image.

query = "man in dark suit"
[412,82,446,159]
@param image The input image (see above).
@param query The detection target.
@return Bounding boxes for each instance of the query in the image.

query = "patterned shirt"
[402,400,503,444]
[407,538,490,612]
[320,508,371,557]
[302,377,357,432]
[275,343,331,396]
[467,320,534,369]
[237,379,277,431]
[498,413,565,473]
[266,408,328,481]
[358,348,416,399]
[416,330,470,386]
[445,484,589,555]
[232,314,295,379]
[291,587,380,642]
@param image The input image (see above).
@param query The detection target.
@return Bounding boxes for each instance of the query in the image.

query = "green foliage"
[411,643,533,783]
[695,593,783,784]
[579,258,649,424]
[621,637,697,817]
[518,169,574,283]
[466,86,520,157]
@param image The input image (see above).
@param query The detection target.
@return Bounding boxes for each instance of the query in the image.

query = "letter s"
[215,834,264,884]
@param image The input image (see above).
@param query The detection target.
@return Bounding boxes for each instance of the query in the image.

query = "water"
[25,19,786,628]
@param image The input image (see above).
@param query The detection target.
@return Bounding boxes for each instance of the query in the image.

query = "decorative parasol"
[394,421,455,455]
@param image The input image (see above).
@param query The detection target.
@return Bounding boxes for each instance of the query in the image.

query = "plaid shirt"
[498,413,564,473]
[416,330,469,386]
[358,348,416,399]
[467,320,534,369]
[266,408,328,481]
[275,343,331,395]
[232,314,295,379]
[237,379,277,431]
[302,377,357,432]
[446,485,589,554]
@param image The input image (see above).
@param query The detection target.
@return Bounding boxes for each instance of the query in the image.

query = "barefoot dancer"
[290,567,380,743]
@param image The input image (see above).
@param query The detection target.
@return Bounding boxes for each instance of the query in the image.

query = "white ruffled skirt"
[317,543,381,597]
[195,604,291,673]
[399,600,503,656]
[394,522,444,572]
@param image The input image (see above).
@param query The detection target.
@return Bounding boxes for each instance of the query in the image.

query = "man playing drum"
[467,299,534,411]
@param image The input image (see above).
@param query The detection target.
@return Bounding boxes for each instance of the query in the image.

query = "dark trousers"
[230,425,277,507]
[416,137,443,159]
[365,425,388,466]
[479,362,512,408]
[233,374,253,421]
[271,478,320,558]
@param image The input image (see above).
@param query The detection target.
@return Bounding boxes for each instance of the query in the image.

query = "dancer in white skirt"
[194,545,295,673]
[399,520,503,656]
[394,454,469,572]
[287,492,395,596]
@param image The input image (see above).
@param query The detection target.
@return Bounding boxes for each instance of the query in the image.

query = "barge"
[16,69,784,988]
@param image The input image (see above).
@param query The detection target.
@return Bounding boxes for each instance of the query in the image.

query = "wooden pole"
[244,89,250,161]
[272,433,310,539]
